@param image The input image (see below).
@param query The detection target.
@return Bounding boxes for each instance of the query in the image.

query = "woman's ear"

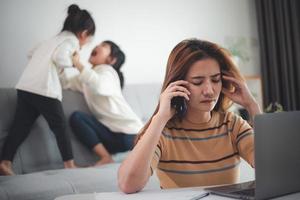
[77,30,89,40]
[107,56,117,66]
[77,30,90,48]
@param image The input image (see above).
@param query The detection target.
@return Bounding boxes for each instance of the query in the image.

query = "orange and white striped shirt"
[150,111,254,189]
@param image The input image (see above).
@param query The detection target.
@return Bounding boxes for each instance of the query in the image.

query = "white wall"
[0,0,260,87]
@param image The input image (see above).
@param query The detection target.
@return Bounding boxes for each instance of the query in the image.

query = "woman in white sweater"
[0,4,95,175]
[62,41,143,166]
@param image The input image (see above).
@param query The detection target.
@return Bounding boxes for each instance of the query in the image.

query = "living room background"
[0,0,260,87]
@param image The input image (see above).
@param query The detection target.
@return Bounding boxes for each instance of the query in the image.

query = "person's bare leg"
[93,144,114,166]
[0,160,15,175]
[63,159,78,168]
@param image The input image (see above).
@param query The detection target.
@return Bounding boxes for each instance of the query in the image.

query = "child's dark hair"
[103,40,126,89]
[62,4,95,36]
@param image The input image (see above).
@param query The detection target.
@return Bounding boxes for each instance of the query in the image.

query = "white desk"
[55,187,300,200]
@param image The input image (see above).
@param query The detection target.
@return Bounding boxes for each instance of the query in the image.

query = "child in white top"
[61,41,143,166]
[0,4,95,175]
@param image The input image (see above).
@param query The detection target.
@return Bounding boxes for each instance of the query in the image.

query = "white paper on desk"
[95,189,206,200]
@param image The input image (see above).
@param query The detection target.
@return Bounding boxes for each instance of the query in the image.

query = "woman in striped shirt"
[118,39,262,193]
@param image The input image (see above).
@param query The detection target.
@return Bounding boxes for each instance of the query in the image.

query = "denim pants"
[70,111,136,154]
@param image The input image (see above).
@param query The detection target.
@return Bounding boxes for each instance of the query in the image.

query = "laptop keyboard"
[207,181,256,200]
[230,188,255,199]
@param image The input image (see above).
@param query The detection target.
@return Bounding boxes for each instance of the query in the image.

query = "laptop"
[205,111,300,200]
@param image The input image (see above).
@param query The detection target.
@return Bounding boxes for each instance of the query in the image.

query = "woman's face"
[89,43,111,66]
[185,58,222,113]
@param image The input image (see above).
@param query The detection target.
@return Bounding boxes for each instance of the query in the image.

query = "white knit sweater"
[16,31,80,101]
[60,64,143,134]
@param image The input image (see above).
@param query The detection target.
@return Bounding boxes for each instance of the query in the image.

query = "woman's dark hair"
[62,4,95,36]
[103,40,126,89]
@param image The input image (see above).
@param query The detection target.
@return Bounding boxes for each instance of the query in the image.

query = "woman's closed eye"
[191,80,203,86]
[212,78,221,83]
[192,78,220,86]
[211,74,222,83]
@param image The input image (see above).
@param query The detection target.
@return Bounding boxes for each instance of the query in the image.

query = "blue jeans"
[69,111,136,154]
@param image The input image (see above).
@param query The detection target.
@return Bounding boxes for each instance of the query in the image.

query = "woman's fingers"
[168,80,189,89]
[158,81,190,119]
[169,85,191,95]
[171,91,190,101]
[223,75,245,91]
[222,87,231,96]
[222,88,233,96]
[222,75,240,85]
[165,80,191,98]
[161,80,191,103]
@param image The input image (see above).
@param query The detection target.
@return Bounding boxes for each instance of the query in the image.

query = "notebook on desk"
[205,111,300,200]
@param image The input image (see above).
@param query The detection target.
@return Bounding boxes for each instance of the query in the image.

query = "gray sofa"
[0,84,162,200]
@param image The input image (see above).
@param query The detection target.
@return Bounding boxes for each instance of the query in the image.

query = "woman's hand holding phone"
[156,80,190,122]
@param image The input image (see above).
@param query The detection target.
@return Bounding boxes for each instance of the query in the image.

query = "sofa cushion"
[0,85,162,200]
[0,163,160,200]
[0,89,100,173]
[0,85,162,174]
[122,83,161,123]
[0,89,23,174]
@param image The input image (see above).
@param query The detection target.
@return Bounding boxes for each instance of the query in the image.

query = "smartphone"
[171,96,187,118]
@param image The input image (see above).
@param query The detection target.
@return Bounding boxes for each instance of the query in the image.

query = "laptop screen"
[254,111,300,199]
[206,111,300,200]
